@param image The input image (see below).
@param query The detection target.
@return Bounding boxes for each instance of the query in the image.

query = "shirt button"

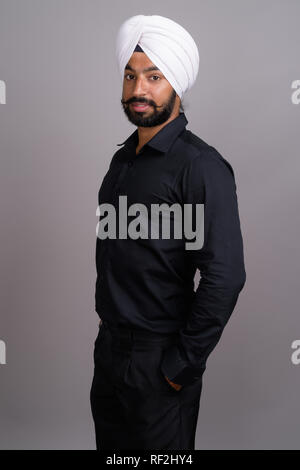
[127,160,133,167]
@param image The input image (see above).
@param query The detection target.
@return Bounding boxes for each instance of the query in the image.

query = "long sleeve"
[160,147,247,386]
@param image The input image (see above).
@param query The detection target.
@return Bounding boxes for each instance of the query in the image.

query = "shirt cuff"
[160,344,206,386]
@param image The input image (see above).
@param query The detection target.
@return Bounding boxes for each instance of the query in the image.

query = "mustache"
[121,98,163,108]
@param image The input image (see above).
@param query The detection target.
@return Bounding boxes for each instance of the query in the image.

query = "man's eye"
[124,74,161,81]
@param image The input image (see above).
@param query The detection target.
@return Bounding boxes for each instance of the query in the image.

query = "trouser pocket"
[120,345,181,396]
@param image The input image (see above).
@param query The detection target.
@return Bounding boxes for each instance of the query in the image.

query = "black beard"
[121,89,177,127]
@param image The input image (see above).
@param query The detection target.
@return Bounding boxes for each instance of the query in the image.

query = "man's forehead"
[125,54,161,73]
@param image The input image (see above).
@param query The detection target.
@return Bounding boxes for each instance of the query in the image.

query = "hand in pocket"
[164,375,182,391]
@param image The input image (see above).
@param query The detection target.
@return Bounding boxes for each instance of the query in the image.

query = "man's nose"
[133,76,148,96]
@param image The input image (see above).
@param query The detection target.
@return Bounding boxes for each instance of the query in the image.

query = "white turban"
[115,14,199,100]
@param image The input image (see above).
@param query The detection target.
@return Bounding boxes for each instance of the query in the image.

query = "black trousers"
[90,320,203,450]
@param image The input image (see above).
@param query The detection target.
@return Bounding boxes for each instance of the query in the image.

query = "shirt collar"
[116,112,188,154]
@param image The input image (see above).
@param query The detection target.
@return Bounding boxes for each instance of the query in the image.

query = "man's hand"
[165,375,182,391]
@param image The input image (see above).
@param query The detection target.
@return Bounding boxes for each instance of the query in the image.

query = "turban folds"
[115,15,199,100]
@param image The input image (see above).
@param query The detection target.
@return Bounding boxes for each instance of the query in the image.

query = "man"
[90,14,246,450]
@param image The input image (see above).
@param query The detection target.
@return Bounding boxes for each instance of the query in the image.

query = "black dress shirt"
[95,112,246,386]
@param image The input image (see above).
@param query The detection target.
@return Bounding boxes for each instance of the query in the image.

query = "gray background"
[0,0,299,450]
